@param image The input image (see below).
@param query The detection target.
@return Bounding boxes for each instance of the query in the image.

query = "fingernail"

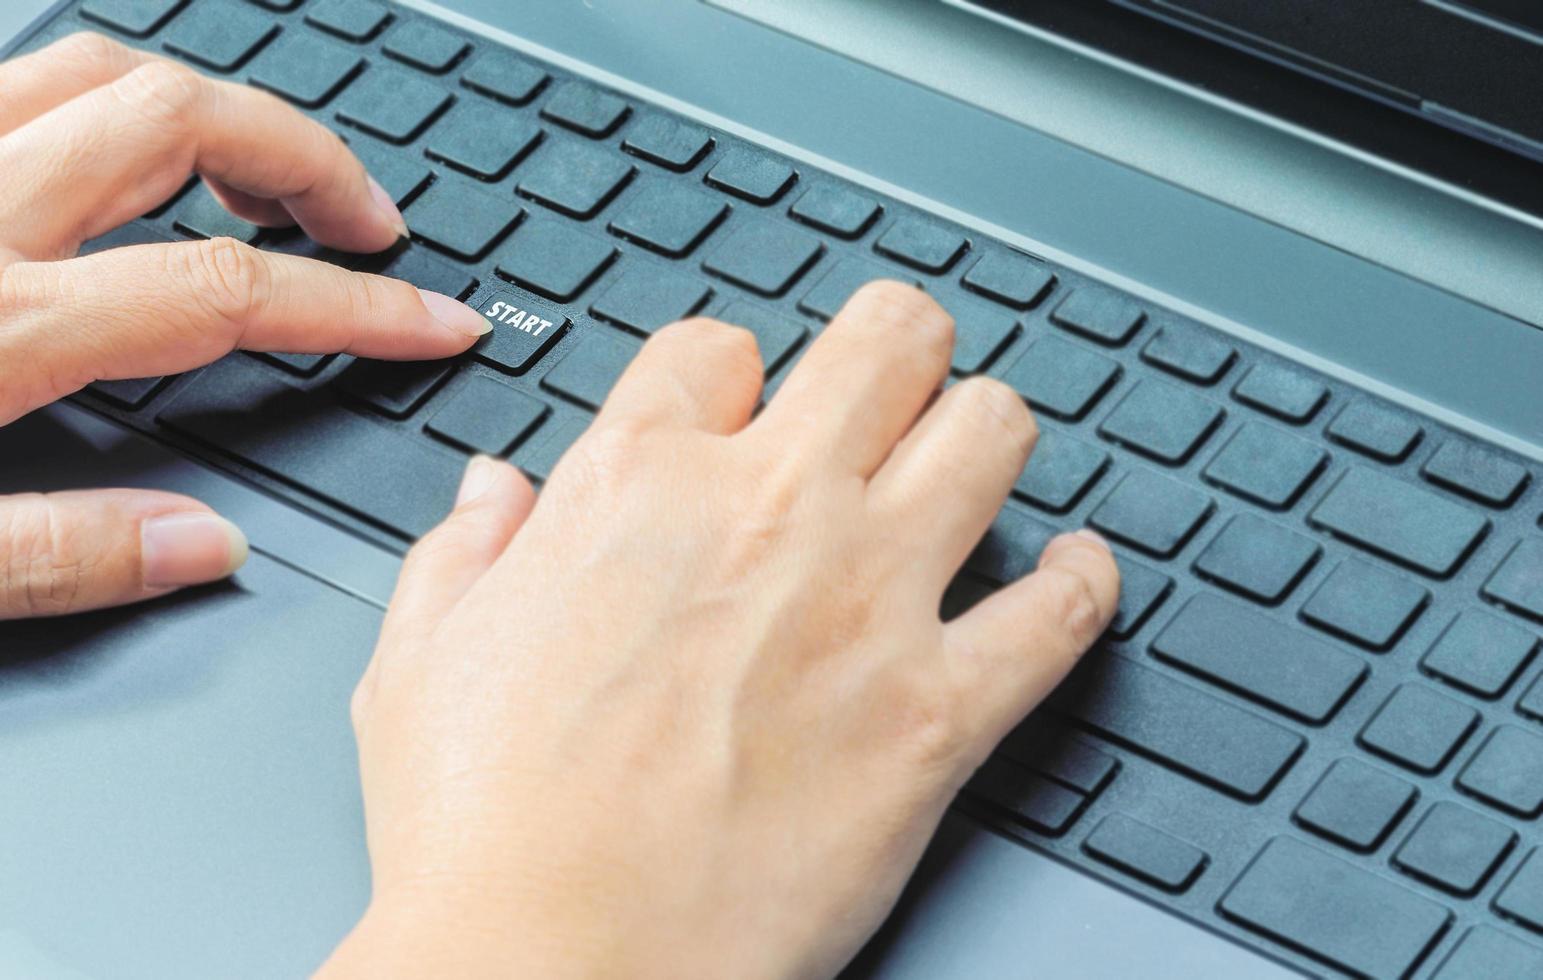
[1074,528,1110,551]
[418,288,492,338]
[456,455,499,507]
[367,176,410,238]
[142,513,249,588]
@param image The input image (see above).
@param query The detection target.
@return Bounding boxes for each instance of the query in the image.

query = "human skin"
[2,32,1121,979]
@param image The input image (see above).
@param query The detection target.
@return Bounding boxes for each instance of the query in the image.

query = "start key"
[471,288,570,374]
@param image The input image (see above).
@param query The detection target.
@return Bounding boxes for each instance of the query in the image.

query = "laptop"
[2,0,1541,976]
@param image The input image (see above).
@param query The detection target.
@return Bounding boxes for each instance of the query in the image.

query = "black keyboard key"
[1051,287,1144,346]
[789,183,881,239]
[88,377,168,409]
[966,507,1058,584]
[374,246,478,300]
[1012,429,1109,514]
[590,265,712,336]
[1193,513,1319,605]
[1360,684,1478,774]
[1097,379,1224,465]
[1140,324,1235,385]
[334,359,451,417]
[1051,653,1303,801]
[162,0,274,71]
[425,105,541,181]
[405,180,521,261]
[1107,555,1172,640]
[248,0,302,8]
[1523,675,1543,722]
[1310,467,1489,578]
[1328,400,1423,463]
[607,178,727,257]
[1434,928,1543,979]
[1088,469,1213,559]
[542,329,641,411]
[495,218,616,303]
[425,375,548,455]
[255,352,330,376]
[1482,538,1543,624]
[718,301,809,376]
[158,358,459,539]
[998,719,1119,796]
[1423,439,1530,508]
[1154,593,1363,723]
[1083,814,1207,893]
[1219,837,1450,979]
[1295,758,1416,852]
[944,297,1019,375]
[349,138,432,207]
[998,336,1121,422]
[336,65,452,143]
[516,140,635,220]
[703,219,824,298]
[1393,802,1514,896]
[79,220,175,254]
[1301,558,1429,651]
[461,52,547,105]
[305,0,391,42]
[1457,726,1543,818]
[512,414,588,482]
[248,31,363,108]
[540,80,629,138]
[704,147,795,204]
[471,290,570,374]
[963,757,1086,836]
[383,19,468,73]
[621,113,713,171]
[961,251,1056,310]
[1202,421,1327,510]
[81,0,186,37]
[1422,610,1537,699]
[173,183,260,243]
[873,218,967,274]
[798,257,908,322]
[1232,362,1328,424]
[1496,850,1543,933]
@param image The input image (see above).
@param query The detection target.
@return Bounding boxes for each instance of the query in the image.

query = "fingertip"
[418,289,492,342]
[367,176,410,239]
[141,512,249,588]
[1038,529,1121,618]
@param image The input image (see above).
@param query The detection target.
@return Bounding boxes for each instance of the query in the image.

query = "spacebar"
[157,357,460,539]
[1048,653,1304,801]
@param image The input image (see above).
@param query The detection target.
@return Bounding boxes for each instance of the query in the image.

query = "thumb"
[0,489,247,619]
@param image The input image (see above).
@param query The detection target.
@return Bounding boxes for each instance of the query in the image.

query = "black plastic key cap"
[1421,610,1537,698]
[1496,850,1543,933]
[542,329,641,410]
[471,289,569,374]
[789,183,881,239]
[1456,726,1543,818]
[1295,758,1416,852]
[1311,467,1489,578]
[704,147,796,204]
[1422,439,1529,507]
[1153,593,1363,723]
[1140,324,1235,385]
[1083,814,1207,893]
[622,113,713,171]
[1193,513,1320,605]
[540,80,629,137]
[1220,837,1451,979]
[1434,928,1543,979]
[162,0,275,71]
[517,140,634,220]
[944,297,1020,375]
[249,32,363,108]
[590,266,712,336]
[333,359,452,417]
[173,184,260,243]
[717,301,808,376]
[158,358,459,539]
[1232,362,1327,423]
[998,719,1119,796]
[374,245,478,301]
[406,180,521,261]
[873,217,967,274]
[966,507,1057,584]
[962,251,1055,310]
[1393,802,1515,896]
[998,336,1121,422]
[461,52,547,105]
[495,218,616,303]
[1328,400,1423,462]
[1482,538,1543,624]
[608,178,728,257]
[306,0,391,42]
[1301,558,1428,651]
[425,105,541,181]
[703,219,824,298]
[1522,675,1543,722]
[81,0,186,37]
[1051,287,1144,346]
[425,375,547,455]
[1097,379,1224,465]
[1107,555,1172,640]
[1088,469,1213,559]
[798,257,907,322]
[337,65,452,143]
[383,19,468,73]
[1202,421,1327,510]
[1051,653,1303,800]
[255,352,330,377]
[88,377,167,409]
[350,138,432,207]
[1359,684,1477,774]
[1012,429,1109,514]
[964,757,1086,836]
[512,414,588,482]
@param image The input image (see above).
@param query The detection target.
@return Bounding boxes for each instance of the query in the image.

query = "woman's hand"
[0,33,488,618]
[329,281,1121,979]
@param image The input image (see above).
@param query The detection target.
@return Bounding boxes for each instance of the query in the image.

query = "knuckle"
[894,682,967,768]
[1040,564,1108,650]
[956,376,1035,455]
[113,60,202,127]
[564,420,649,495]
[177,237,269,330]
[0,495,87,618]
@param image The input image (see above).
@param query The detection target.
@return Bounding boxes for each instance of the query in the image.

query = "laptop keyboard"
[21,2,1543,976]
